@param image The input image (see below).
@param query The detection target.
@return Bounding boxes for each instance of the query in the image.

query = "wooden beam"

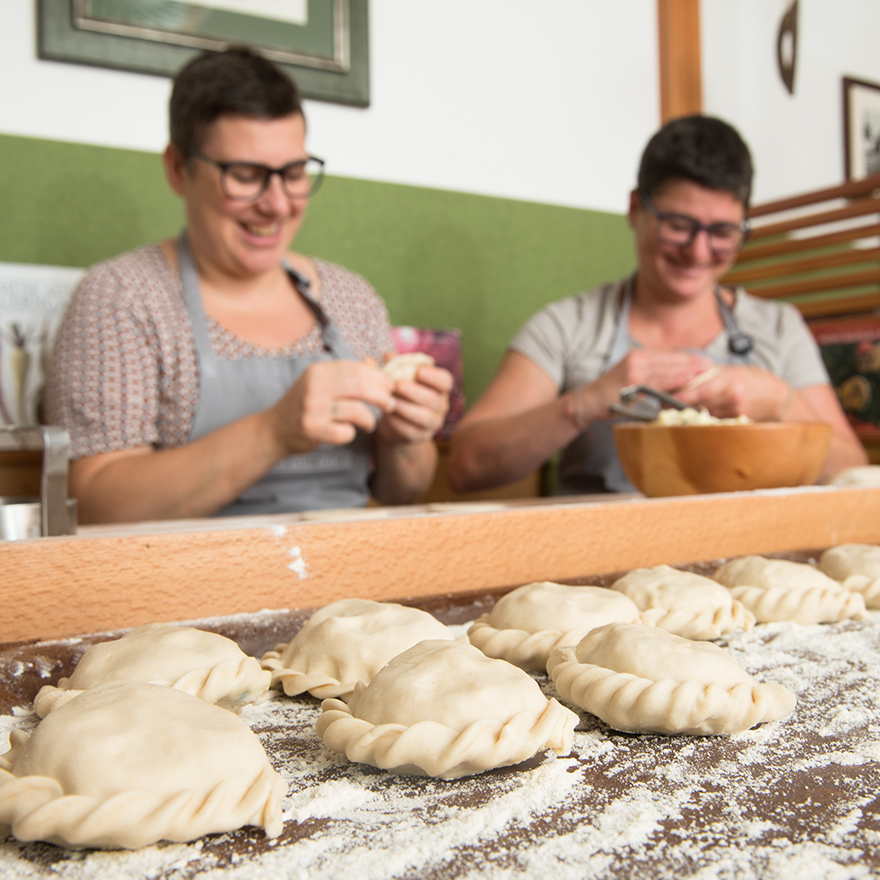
[2,489,879,644]
[657,0,702,122]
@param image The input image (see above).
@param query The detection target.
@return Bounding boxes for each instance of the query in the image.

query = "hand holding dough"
[382,353,435,385]
[610,565,755,639]
[819,544,880,608]
[0,681,286,849]
[317,639,578,778]
[713,555,867,624]
[260,598,454,699]
[467,581,641,672]
[547,622,796,736]
[34,623,271,717]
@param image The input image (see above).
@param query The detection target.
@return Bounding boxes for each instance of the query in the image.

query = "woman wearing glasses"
[448,115,865,494]
[45,47,451,522]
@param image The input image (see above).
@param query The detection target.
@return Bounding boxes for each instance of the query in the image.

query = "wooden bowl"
[613,421,832,497]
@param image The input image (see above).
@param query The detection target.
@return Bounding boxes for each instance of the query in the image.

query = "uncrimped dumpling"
[819,544,880,608]
[829,465,880,487]
[317,639,578,779]
[610,565,755,639]
[34,623,271,717]
[260,598,454,699]
[0,681,286,849]
[467,581,641,672]
[382,352,434,385]
[712,555,867,624]
[547,622,796,736]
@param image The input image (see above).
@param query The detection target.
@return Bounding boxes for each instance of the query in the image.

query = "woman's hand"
[673,365,789,421]
[376,365,453,446]
[269,359,396,455]
[572,349,713,424]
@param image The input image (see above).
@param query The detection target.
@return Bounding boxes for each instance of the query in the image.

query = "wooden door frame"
[657,0,702,122]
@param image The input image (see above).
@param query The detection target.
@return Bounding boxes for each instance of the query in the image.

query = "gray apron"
[178,235,372,516]
[557,276,755,495]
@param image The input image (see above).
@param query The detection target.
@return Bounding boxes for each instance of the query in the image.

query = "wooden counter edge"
[2,487,879,643]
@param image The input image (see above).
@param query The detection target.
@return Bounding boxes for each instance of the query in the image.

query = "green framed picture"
[37,0,369,106]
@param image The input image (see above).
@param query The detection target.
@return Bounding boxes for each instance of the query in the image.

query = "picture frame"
[37,0,369,107]
[843,76,880,180]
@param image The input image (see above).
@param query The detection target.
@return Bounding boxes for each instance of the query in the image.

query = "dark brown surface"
[2,551,879,879]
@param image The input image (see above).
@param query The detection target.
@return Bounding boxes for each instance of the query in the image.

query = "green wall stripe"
[0,133,635,400]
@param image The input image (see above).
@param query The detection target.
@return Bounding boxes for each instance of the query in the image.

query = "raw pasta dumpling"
[610,565,755,639]
[382,352,434,385]
[316,639,578,779]
[260,598,454,699]
[713,555,867,624]
[829,465,880,487]
[34,623,271,717]
[467,581,641,672]
[0,681,286,849]
[819,544,880,608]
[547,622,796,736]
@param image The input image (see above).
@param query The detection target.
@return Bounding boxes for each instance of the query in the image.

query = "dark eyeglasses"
[639,191,750,255]
[188,148,325,200]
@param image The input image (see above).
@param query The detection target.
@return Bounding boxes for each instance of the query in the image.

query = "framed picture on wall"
[37,0,369,106]
[843,76,880,180]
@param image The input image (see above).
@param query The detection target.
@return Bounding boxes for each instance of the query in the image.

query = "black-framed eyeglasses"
[188,148,325,200]
[639,191,750,256]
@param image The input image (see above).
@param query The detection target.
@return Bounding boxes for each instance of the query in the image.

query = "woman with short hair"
[46,47,451,523]
[448,116,866,494]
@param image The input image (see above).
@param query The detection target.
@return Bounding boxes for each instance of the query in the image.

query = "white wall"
[702,0,880,204]
[0,1,659,215]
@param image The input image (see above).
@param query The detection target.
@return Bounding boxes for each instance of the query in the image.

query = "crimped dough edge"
[725,584,867,624]
[0,731,285,849]
[34,656,271,718]
[838,575,880,608]
[466,614,601,672]
[639,601,756,640]
[316,688,577,779]
[258,654,353,699]
[547,646,796,736]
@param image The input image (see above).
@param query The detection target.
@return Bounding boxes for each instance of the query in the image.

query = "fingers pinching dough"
[316,639,578,779]
[382,352,434,385]
[610,565,755,640]
[467,581,641,672]
[819,544,880,609]
[260,598,454,699]
[713,556,867,624]
[0,681,286,849]
[547,622,796,736]
[34,623,271,717]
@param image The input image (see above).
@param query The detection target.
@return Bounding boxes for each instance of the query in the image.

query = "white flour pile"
[1,614,879,880]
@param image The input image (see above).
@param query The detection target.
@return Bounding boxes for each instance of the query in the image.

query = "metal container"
[0,426,77,541]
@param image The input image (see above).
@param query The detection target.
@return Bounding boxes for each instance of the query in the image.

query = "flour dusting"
[1,612,879,879]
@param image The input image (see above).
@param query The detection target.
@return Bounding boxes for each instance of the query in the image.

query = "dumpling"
[316,639,578,779]
[382,352,434,385]
[0,681,286,849]
[829,465,880,487]
[713,555,867,624]
[818,544,880,608]
[610,565,755,639]
[467,581,641,672]
[34,623,271,717]
[260,598,454,699]
[547,622,796,736]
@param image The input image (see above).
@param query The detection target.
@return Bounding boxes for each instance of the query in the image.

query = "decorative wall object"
[776,0,798,94]
[843,76,880,180]
[37,0,369,106]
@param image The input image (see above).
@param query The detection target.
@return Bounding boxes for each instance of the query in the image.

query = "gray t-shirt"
[510,278,830,493]
[512,278,829,392]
